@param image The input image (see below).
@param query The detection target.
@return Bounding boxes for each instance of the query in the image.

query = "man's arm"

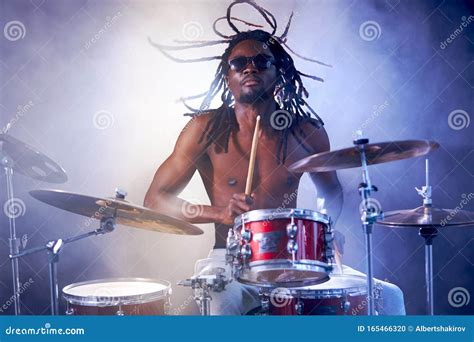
[143,115,254,225]
[303,124,345,262]
[143,115,222,223]
[304,125,344,223]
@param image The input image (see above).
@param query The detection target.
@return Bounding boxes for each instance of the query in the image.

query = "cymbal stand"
[9,217,116,315]
[354,136,383,316]
[415,159,436,315]
[2,150,21,315]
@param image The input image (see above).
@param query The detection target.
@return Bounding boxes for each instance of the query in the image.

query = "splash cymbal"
[1,134,67,183]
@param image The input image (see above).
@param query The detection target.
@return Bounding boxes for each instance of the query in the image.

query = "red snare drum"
[62,278,171,315]
[257,274,381,315]
[229,208,334,287]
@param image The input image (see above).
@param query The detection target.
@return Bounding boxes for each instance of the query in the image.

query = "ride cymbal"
[289,140,439,173]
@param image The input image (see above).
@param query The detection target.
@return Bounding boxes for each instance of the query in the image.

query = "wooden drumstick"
[245,115,261,196]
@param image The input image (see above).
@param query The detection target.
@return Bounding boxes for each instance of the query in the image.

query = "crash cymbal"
[289,140,439,173]
[29,189,203,235]
[377,205,474,228]
[0,134,67,183]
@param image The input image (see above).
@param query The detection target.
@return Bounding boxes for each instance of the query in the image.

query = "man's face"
[225,40,278,104]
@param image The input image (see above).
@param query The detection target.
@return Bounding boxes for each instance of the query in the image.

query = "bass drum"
[63,278,171,315]
[251,274,382,315]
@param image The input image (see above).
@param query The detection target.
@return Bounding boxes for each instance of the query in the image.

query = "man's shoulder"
[181,110,215,133]
[295,117,329,153]
[177,108,223,146]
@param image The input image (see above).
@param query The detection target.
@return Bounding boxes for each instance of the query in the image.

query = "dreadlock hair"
[149,1,330,164]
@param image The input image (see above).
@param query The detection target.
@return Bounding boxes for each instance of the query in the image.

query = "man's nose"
[242,62,258,74]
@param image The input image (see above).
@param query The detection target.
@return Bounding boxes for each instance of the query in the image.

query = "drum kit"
[2,130,474,316]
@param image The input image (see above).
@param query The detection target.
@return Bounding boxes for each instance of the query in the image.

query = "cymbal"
[1,134,67,183]
[377,205,474,228]
[29,189,203,235]
[289,140,439,173]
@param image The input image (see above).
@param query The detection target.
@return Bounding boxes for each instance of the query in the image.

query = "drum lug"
[65,307,75,315]
[164,295,171,315]
[286,223,297,238]
[324,232,334,242]
[259,290,269,314]
[116,306,125,316]
[342,293,351,313]
[226,228,240,263]
[295,299,304,315]
[240,244,252,259]
[287,239,298,255]
[241,229,252,242]
[325,247,335,258]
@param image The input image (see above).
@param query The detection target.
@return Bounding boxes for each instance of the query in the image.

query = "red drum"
[62,278,171,315]
[257,274,382,315]
[228,208,334,287]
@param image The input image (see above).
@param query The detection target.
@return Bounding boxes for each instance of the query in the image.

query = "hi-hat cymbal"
[377,205,474,228]
[29,189,203,235]
[289,140,439,173]
[1,134,67,183]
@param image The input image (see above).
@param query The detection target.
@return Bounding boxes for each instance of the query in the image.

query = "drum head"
[234,208,330,227]
[63,278,170,306]
[287,274,368,298]
[237,260,331,287]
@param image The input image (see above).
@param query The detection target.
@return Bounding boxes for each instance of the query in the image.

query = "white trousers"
[194,249,406,316]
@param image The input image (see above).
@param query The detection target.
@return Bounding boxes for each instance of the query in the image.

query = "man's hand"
[219,193,255,225]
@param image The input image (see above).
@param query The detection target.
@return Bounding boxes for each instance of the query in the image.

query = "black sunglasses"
[228,54,275,72]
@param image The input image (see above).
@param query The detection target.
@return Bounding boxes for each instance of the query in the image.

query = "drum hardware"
[289,137,439,315]
[377,159,474,315]
[1,132,68,315]
[10,186,201,315]
[178,268,229,316]
[295,299,304,315]
[353,135,383,316]
[286,213,297,261]
[228,208,333,288]
[255,274,383,316]
[10,215,117,315]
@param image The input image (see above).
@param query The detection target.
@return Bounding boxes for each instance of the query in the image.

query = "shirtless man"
[145,29,405,315]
